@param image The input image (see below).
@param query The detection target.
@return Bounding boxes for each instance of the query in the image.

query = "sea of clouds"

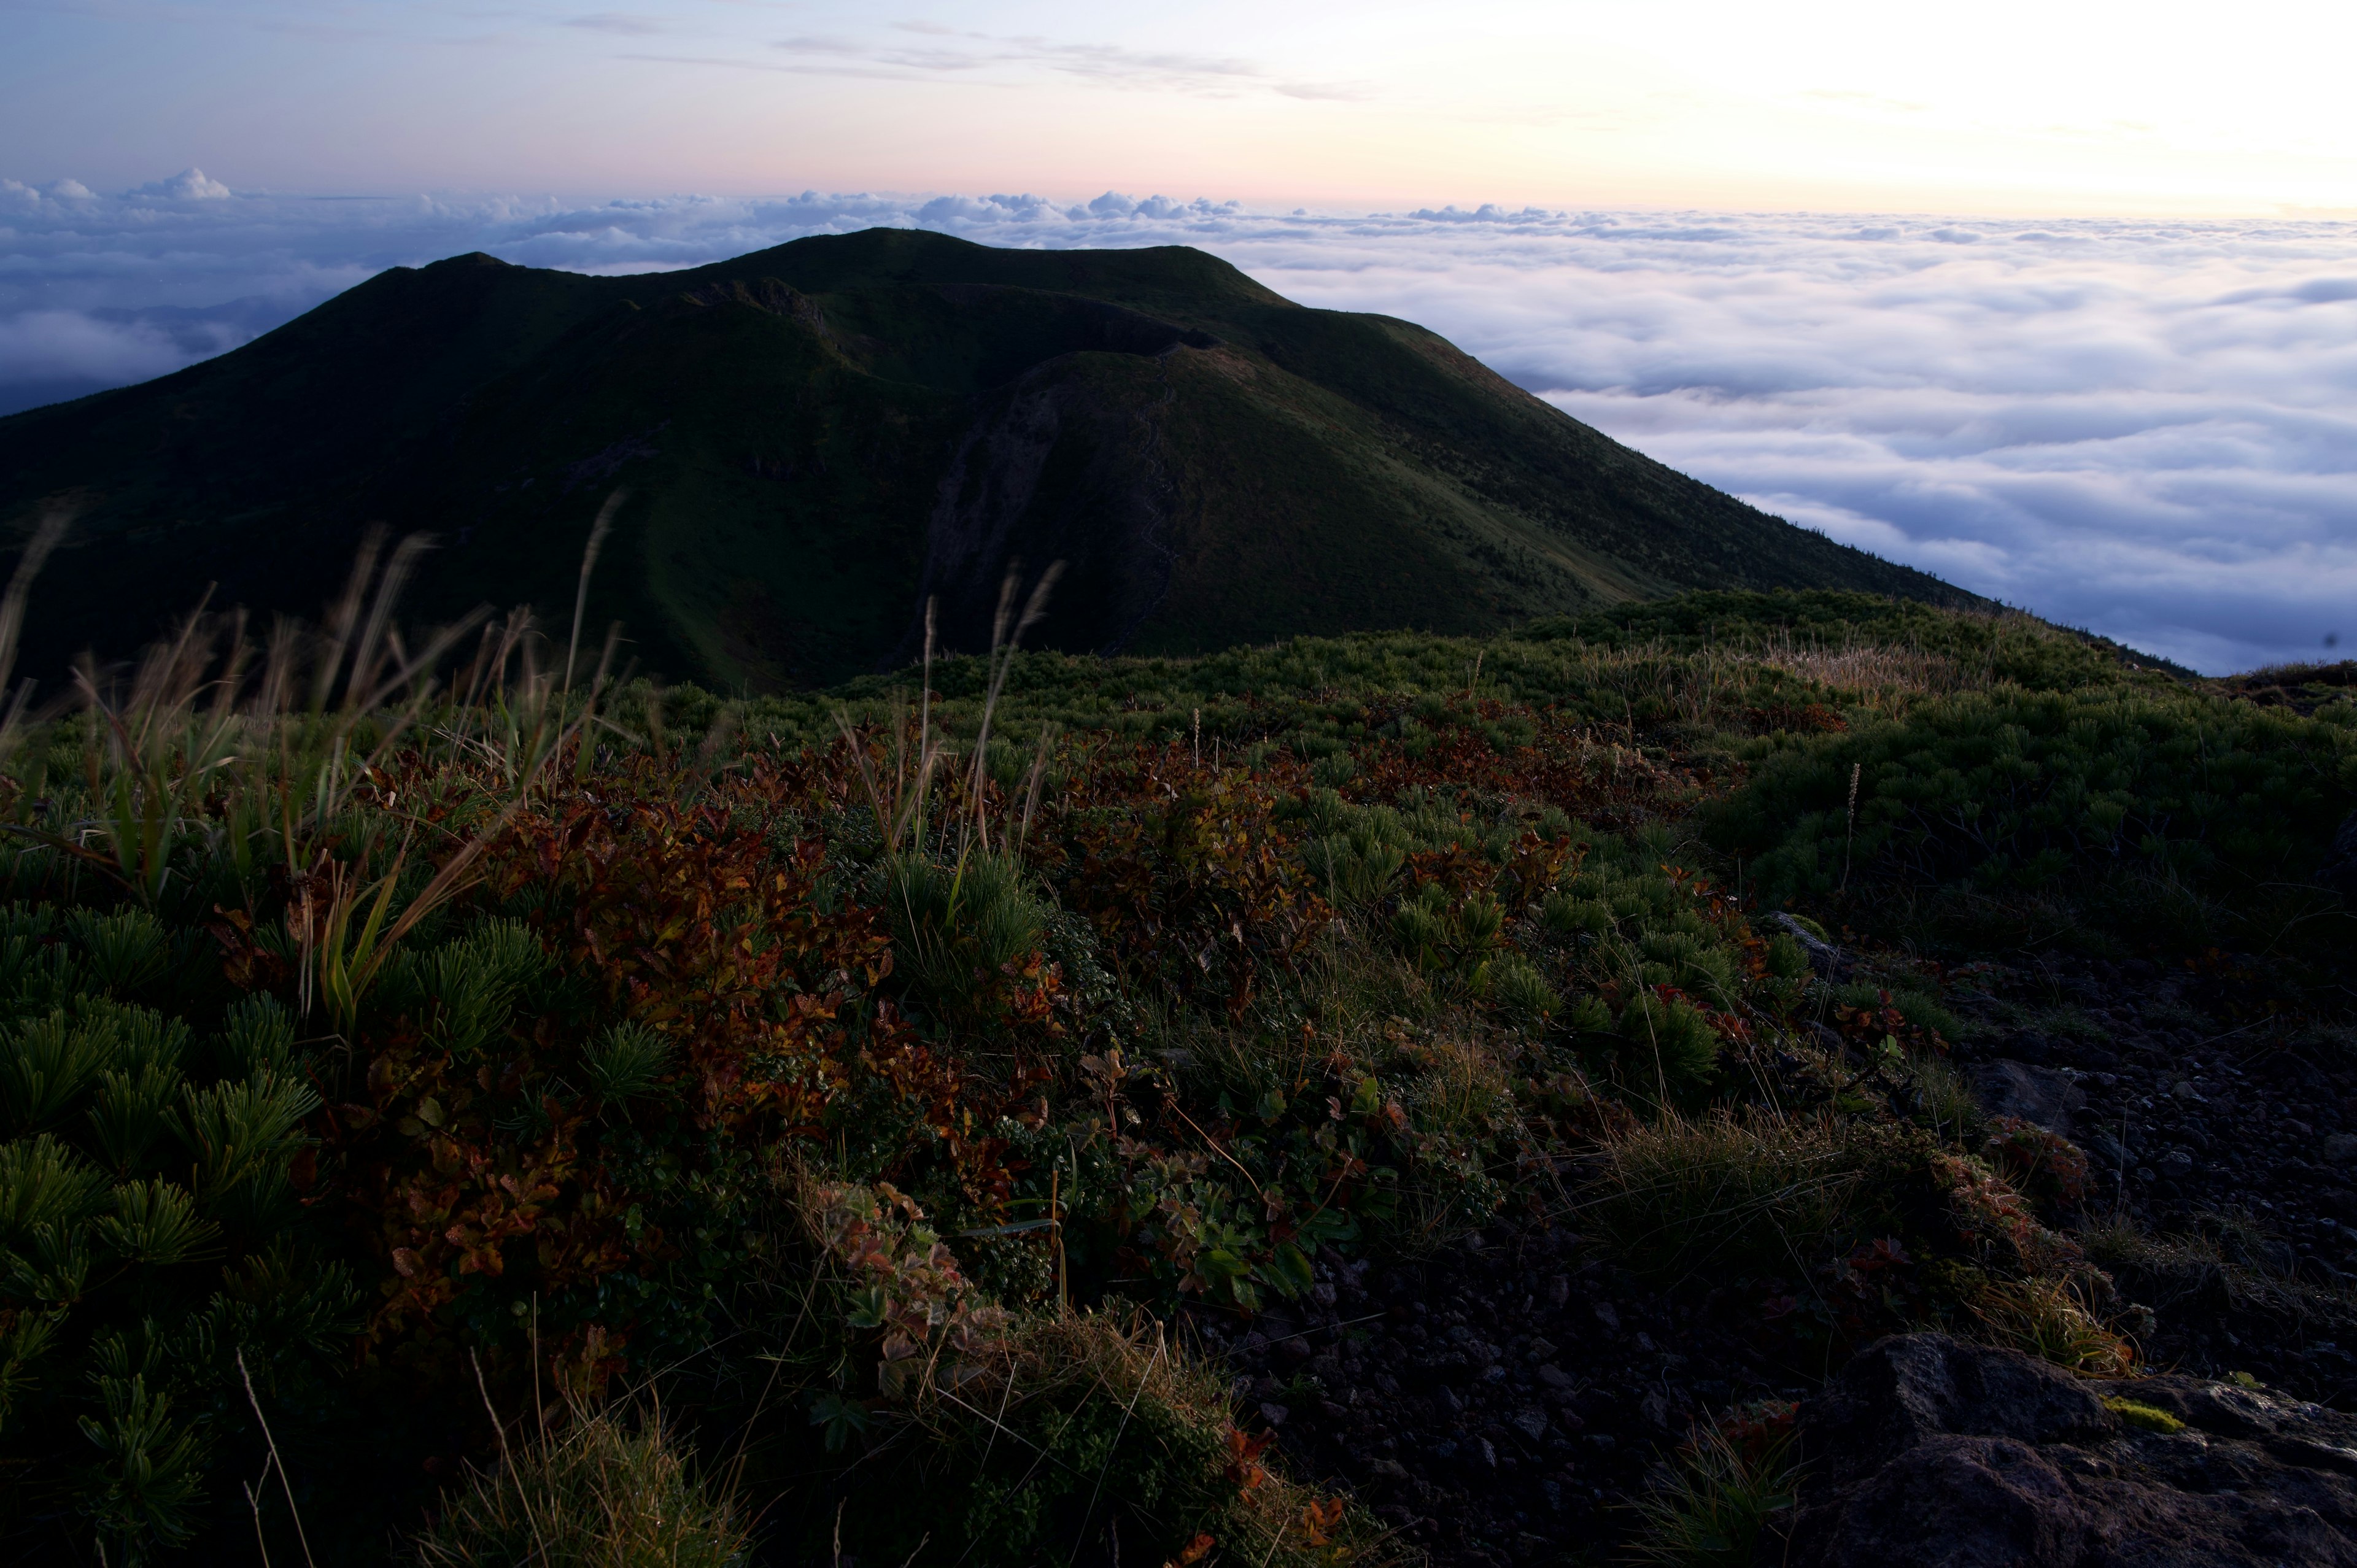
[4,172,2354,674]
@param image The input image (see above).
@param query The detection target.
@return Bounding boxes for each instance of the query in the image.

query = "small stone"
[1538,1364,1575,1389]
[1475,1437,1499,1468]
[1369,1458,1409,1481]
[1514,1410,1550,1442]
[2323,1134,2357,1165]
[1593,1301,1620,1332]
[1438,1385,1464,1414]
[1260,1402,1290,1427]
[1545,1275,1571,1308]
[1641,1389,1672,1431]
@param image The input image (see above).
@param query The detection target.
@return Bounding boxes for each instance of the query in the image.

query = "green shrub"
[1484,954,1560,1021]
[880,849,1051,1022]
[1592,993,1723,1103]
[0,912,353,1564]
[1715,686,2357,950]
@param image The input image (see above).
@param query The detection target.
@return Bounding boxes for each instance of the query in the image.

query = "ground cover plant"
[0,562,2351,1567]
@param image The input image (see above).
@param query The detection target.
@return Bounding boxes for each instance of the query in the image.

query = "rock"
[1259,1402,1290,1427]
[1773,912,1850,979]
[1593,1301,1620,1332]
[2318,809,2357,899]
[1537,1363,1575,1389]
[1970,1059,2086,1137]
[1512,1409,1549,1442]
[1781,1333,2357,1566]
[2324,1133,2357,1166]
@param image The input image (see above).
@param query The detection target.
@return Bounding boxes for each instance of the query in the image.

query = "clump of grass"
[413,1402,745,1568]
[879,848,1051,1020]
[1967,1276,2137,1377]
[1586,1114,1870,1286]
[1625,1408,1800,1567]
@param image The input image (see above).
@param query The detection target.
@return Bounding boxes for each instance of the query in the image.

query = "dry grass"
[1757,640,1982,705]
[414,1402,746,1568]
[1582,1113,1871,1286]
[1966,1276,2138,1377]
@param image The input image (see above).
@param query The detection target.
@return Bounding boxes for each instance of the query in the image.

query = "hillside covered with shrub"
[0,229,1973,690]
[1,564,2352,1567]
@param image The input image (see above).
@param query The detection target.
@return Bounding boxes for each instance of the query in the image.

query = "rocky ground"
[1788,1332,2357,1566]
[1175,943,2357,1566]
[1951,949,2357,1405]
[1183,1224,1784,1565]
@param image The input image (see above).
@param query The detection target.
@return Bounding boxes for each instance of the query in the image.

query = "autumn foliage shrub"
[10,559,2350,1565]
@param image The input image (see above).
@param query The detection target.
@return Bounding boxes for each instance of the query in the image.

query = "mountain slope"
[0,228,1977,687]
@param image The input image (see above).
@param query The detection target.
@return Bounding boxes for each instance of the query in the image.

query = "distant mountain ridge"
[0,228,1979,687]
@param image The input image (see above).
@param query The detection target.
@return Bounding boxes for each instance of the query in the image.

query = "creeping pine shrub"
[1714,687,2357,939]
[0,916,354,1564]
[878,848,1053,1025]
[1563,992,1722,1103]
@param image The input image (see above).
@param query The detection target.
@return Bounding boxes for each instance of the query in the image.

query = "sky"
[3,1,2356,672]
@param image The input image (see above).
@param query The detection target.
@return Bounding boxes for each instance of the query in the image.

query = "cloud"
[127,168,232,201]
[741,28,1362,100]
[0,183,2350,672]
[566,14,671,36]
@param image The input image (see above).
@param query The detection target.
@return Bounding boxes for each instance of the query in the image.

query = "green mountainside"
[0,228,1975,689]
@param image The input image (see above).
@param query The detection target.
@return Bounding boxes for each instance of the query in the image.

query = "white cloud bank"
[1,178,2351,673]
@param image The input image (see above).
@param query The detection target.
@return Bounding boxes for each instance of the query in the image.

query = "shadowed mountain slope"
[0,228,1977,688]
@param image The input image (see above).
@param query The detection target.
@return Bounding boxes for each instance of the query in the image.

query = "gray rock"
[2319,809,2357,899]
[1782,1333,2357,1566]
[1772,911,1851,979]
[2324,1133,2357,1166]
[1970,1059,2086,1138]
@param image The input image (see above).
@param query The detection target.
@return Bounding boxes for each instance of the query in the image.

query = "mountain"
[0,228,1976,689]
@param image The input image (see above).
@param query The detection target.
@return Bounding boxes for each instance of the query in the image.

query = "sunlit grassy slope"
[0,230,1975,690]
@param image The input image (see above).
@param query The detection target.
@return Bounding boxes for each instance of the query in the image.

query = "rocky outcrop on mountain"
[1782,1333,2357,1567]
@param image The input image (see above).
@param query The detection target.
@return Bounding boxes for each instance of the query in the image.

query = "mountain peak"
[0,231,1972,689]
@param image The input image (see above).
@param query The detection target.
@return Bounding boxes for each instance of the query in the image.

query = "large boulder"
[1782,1333,2357,1566]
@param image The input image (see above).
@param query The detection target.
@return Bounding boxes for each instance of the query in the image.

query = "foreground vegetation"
[1,561,2351,1566]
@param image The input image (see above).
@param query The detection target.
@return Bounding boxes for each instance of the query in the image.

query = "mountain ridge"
[0,228,1980,689]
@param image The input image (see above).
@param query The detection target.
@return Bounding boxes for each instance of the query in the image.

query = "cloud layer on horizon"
[1,174,2352,674]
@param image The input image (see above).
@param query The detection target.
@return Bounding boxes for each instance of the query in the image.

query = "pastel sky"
[3,2,2355,674]
[9,1,2357,215]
